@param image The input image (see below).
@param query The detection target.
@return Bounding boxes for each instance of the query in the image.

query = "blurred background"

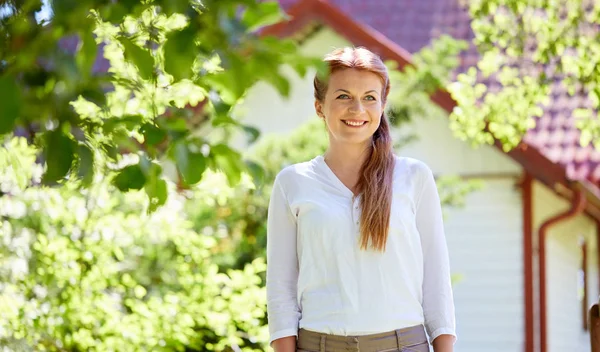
[0,0,599,351]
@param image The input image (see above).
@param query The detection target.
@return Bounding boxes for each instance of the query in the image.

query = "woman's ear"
[314,100,324,119]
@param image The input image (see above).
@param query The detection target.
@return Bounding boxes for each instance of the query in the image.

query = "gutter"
[522,173,534,352]
[538,189,587,352]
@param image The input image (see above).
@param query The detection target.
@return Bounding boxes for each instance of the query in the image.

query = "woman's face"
[315,68,385,148]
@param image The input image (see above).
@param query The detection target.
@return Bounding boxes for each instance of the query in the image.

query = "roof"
[270,0,600,192]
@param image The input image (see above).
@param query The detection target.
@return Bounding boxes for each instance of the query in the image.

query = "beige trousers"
[297,324,429,352]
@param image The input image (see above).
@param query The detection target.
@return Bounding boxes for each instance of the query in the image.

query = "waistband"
[297,324,428,352]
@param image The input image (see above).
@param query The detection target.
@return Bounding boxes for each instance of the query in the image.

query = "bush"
[0,137,268,351]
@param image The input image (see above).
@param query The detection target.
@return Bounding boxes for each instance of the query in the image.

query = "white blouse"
[266,155,456,345]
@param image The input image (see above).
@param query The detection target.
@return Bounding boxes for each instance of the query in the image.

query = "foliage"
[387,35,468,125]
[0,137,268,352]
[386,34,469,150]
[448,0,600,150]
[0,0,320,206]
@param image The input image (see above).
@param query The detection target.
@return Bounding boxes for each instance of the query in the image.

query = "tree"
[0,0,320,207]
[447,0,600,150]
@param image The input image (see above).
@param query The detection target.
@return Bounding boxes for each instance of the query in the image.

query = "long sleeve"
[415,165,457,343]
[266,176,301,345]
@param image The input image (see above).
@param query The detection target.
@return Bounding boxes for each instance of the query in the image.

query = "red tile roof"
[524,81,599,183]
[276,0,600,185]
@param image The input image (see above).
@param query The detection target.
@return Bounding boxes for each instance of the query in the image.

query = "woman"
[266,47,456,352]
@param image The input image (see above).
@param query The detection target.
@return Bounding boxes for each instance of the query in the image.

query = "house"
[234,0,600,351]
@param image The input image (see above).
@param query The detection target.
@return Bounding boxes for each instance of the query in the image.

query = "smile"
[342,120,367,127]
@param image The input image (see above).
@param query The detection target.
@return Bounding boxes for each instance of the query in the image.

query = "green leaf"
[245,160,265,186]
[145,165,167,212]
[141,123,166,146]
[0,75,21,135]
[242,1,286,32]
[288,56,322,79]
[101,142,119,161]
[80,85,107,107]
[208,94,234,124]
[265,72,290,97]
[113,164,146,191]
[155,0,189,16]
[174,142,207,185]
[103,3,128,23]
[52,0,83,14]
[43,130,76,183]
[77,143,95,186]
[103,115,145,133]
[241,124,260,144]
[119,37,155,81]
[164,117,188,132]
[76,30,98,78]
[204,54,250,104]
[120,0,141,12]
[211,144,243,186]
[163,24,197,81]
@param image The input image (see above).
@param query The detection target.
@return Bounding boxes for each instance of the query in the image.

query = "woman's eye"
[365,95,376,101]
[337,94,350,99]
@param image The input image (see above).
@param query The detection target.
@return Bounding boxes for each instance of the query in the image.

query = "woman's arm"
[414,163,457,346]
[266,175,301,348]
[432,334,456,352]
[271,336,296,352]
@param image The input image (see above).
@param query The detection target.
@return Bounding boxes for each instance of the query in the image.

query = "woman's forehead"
[327,69,383,93]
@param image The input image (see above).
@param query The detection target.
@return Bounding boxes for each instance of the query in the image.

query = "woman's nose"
[349,101,364,114]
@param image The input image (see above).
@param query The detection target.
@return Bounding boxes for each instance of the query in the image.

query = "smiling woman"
[314,54,386,147]
[317,69,384,137]
[266,47,457,352]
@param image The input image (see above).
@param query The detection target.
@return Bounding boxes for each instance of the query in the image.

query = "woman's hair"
[314,47,395,252]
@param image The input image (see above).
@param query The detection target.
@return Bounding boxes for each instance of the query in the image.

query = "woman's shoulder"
[273,156,321,185]
[393,155,432,177]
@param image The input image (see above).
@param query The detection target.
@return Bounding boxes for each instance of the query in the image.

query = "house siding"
[441,178,524,352]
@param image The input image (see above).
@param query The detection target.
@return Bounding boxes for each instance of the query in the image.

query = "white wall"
[442,178,524,352]
[533,182,598,352]
[396,113,522,175]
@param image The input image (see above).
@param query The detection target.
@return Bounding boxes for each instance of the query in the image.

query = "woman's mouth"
[342,120,367,127]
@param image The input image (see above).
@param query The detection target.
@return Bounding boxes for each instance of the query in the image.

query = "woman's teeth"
[343,120,366,126]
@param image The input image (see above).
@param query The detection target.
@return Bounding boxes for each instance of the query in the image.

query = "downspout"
[597,220,600,295]
[522,173,534,352]
[583,240,589,331]
[538,190,586,352]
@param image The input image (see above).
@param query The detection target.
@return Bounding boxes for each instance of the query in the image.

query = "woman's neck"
[323,141,371,177]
